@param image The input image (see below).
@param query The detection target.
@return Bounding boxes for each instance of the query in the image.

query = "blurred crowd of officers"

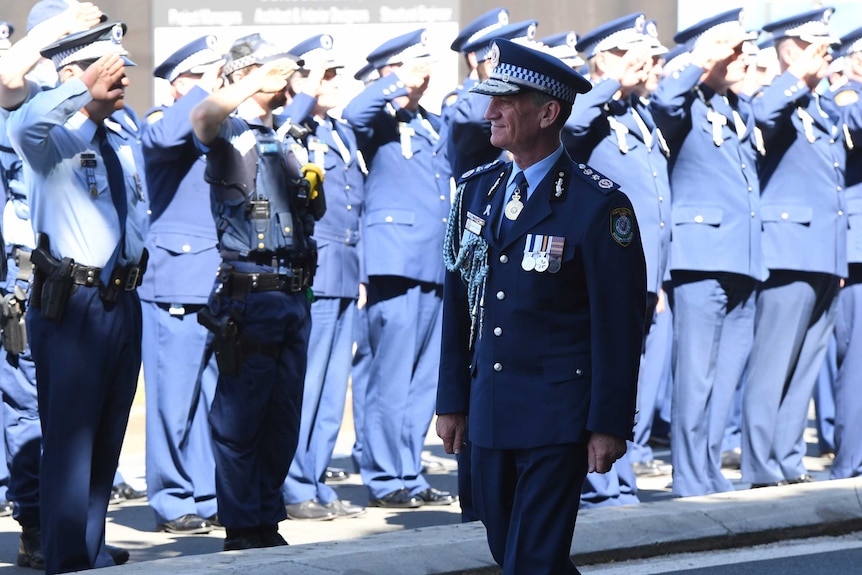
[0,0,860,573]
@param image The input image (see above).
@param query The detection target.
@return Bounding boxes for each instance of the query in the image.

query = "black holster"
[1,290,27,355]
[197,306,243,376]
[30,237,75,322]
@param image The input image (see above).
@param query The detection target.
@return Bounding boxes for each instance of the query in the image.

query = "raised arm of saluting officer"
[190,58,299,146]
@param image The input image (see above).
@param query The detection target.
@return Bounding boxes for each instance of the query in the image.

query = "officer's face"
[485,93,547,153]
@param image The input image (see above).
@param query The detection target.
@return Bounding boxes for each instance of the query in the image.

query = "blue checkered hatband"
[490,61,578,103]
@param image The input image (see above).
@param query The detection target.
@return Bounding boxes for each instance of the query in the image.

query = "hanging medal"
[522,234,536,271]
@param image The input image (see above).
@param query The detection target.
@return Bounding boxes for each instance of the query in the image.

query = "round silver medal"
[521,254,536,271]
[548,258,561,273]
[534,254,550,272]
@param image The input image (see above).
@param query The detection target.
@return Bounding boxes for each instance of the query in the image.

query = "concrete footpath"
[0,387,860,574]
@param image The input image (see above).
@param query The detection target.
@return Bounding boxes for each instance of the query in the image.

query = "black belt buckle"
[124,266,141,291]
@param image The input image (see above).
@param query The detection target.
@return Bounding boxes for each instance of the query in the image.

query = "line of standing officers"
[0,1,861,573]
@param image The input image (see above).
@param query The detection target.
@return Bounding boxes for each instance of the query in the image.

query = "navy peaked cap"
[540,31,584,67]
[288,34,343,69]
[40,21,134,68]
[451,8,509,52]
[577,13,647,58]
[353,60,379,83]
[471,38,591,104]
[461,20,538,61]
[223,33,302,76]
[762,7,838,45]
[674,9,756,50]
[366,28,431,70]
[837,26,862,57]
[154,35,222,82]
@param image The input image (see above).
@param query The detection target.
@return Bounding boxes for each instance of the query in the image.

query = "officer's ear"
[57,64,80,85]
[539,99,562,129]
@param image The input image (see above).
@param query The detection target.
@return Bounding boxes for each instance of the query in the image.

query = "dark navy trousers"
[282,297,355,505]
[208,282,309,530]
[141,301,217,524]
[29,287,141,575]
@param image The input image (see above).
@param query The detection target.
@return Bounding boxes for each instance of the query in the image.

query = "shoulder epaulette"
[146,109,165,125]
[457,160,504,183]
[834,89,860,107]
[573,162,620,194]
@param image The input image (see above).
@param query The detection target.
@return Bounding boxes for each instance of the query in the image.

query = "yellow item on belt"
[301,163,324,200]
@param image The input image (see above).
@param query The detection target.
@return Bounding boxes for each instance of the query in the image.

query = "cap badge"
[490,43,500,68]
[111,24,123,44]
[498,11,509,26]
[321,34,333,50]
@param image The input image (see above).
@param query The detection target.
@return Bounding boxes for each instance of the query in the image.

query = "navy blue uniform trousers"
[208,280,309,530]
[474,443,587,575]
[282,297,355,505]
[29,287,141,575]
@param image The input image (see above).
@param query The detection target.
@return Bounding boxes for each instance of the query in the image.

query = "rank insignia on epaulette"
[611,207,634,247]
[458,159,502,183]
[835,89,859,107]
[146,110,164,124]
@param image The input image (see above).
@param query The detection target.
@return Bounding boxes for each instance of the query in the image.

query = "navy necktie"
[96,124,127,282]
[499,171,527,240]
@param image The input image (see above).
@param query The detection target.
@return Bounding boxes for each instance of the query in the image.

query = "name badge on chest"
[81,153,98,197]
[465,211,485,236]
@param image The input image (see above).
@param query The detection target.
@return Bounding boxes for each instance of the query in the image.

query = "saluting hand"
[65,2,104,35]
[253,58,300,93]
[587,432,627,474]
[788,42,831,90]
[82,54,127,101]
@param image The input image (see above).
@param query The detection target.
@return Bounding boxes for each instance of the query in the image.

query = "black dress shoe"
[414,487,455,506]
[206,514,224,529]
[324,466,350,482]
[224,527,264,551]
[17,527,45,569]
[285,499,337,521]
[109,487,125,505]
[115,482,147,500]
[259,525,288,547]
[106,544,129,565]
[778,474,815,486]
[368,488,423,508]
[0,500,13,517]
[750,482,778,489]
[156,513,213,534]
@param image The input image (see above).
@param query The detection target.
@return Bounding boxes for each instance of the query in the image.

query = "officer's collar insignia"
[611,207,634,247]
[486,168,507,199]
[551,169,569,201]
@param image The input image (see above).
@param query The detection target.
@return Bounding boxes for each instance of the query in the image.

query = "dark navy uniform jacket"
[834,79,862,264]
[437,153,647,449]
[650,65,765,281]
[282,93,364,298]
[342,73,451,284]
[563,80,671,296]
[139,85,220,305]
[753,71,848,277]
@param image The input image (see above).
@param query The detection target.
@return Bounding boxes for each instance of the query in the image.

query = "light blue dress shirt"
[7,77,145,268]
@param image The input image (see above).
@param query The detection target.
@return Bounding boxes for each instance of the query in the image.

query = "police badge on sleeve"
[611,208,634,247]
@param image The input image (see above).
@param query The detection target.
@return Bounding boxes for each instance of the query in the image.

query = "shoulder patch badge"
[835,89,860,107]
[611,207,634,247]
[146,110,164,125]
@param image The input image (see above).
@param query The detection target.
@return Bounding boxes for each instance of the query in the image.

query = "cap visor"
[470,77,525,97]
[800,34,840,45]
[122,56,136,67]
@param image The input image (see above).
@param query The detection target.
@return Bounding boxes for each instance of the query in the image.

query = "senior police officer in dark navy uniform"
[565,13,672,506]
[649,9,765,497]
[828,27,862,481]
[277,33,366,521]
[447,19,537,179]
[437,39,646,575]
[743,8,847,488]
[342,29,455,509]
[441,7,509,120]
[8,21,146,574]
[139,35,224,535]
[190,34,319,551]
